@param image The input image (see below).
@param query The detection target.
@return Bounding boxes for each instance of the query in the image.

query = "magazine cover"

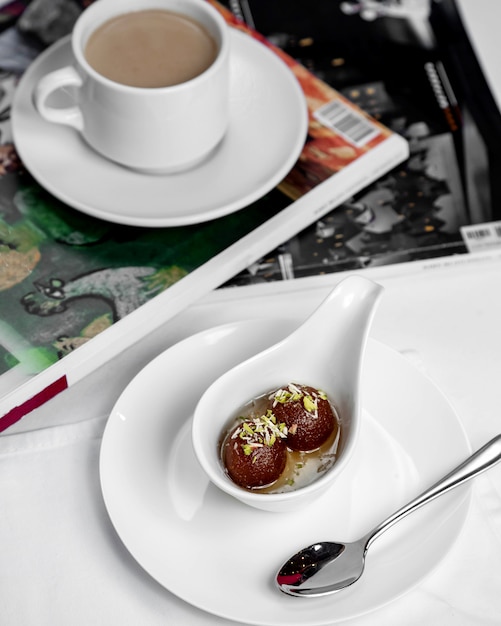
[0,0,408,427]
[222,0,499,287]
[224,122,470,285]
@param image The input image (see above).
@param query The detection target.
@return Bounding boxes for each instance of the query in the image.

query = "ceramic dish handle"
[34,66,84,131]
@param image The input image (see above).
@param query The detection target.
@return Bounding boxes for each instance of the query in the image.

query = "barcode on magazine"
[313,99,381,146]
[461,221,501,252]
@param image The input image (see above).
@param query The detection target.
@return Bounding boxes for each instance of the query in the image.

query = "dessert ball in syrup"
[270,383,336,451]
[222,410,288,489]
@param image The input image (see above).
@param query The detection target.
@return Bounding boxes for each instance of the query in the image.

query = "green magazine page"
[0,140,291,376]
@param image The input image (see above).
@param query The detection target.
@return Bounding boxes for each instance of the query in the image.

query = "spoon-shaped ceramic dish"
[192,275,384,512]
[276,433,501,596]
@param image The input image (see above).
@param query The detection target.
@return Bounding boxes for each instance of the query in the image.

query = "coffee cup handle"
[34,66,84,131]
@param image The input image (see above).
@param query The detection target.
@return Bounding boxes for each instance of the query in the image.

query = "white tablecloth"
[2,257,501,625]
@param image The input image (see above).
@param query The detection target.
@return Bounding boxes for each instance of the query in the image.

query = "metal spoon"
[276,433,501,597]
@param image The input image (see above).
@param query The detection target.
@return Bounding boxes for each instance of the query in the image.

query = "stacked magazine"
[0,1,411,427]
[222,0,501,287]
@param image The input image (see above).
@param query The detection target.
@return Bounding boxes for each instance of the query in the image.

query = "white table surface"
[1,254,501,625]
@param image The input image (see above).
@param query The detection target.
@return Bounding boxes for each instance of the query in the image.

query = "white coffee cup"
[33,0,230,174]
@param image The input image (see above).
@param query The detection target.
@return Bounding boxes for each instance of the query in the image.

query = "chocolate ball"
[222,412,288,489]
[271,383,336,451]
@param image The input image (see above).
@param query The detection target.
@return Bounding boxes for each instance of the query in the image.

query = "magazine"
[221,0,501,288]
[223,124,471,286]
[0,1,408,428]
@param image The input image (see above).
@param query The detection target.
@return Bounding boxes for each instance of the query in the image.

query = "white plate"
[12,30,307,227]
[100,319,471,625]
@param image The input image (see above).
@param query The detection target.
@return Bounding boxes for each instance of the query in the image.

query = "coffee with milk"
[84,9,218,88]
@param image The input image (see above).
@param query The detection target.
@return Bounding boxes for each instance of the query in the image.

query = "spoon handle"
[365,434,501,551]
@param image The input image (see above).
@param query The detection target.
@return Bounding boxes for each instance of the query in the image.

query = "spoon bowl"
[276,433,501,595]
[192,276,383,512]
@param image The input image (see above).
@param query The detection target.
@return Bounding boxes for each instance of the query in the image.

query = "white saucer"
[100,319,471,625]
[12,30,307,227]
